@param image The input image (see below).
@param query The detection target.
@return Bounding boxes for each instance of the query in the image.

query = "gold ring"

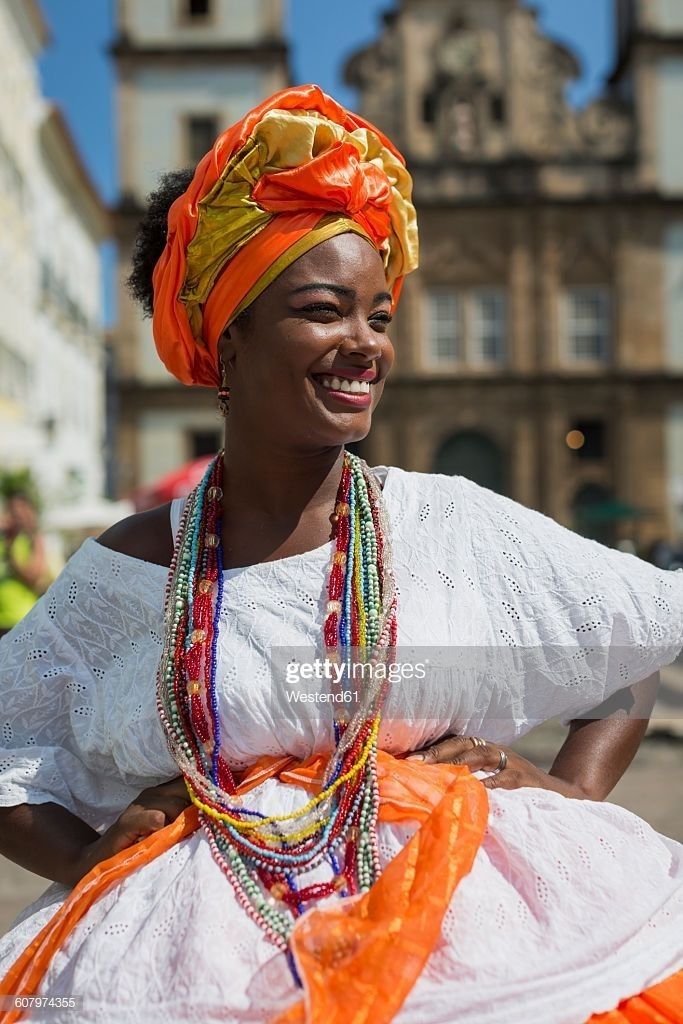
[468,736,487,749]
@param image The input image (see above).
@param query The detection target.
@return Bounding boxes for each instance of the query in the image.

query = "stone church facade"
[345,0,683,549]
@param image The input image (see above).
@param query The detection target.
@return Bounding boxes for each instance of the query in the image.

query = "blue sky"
[38,0,614,322]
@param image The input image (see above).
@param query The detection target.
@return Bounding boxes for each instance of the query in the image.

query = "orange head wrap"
[151,83,419,387]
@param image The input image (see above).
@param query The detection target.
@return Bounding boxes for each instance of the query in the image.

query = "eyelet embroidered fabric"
[1,466,683,1023]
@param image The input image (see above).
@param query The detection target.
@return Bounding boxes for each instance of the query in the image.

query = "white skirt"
[1,782,682,1024]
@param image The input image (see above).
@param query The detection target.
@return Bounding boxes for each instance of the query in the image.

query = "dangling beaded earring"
[217,358,231,417]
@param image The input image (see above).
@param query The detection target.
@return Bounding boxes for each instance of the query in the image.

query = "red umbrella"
[133,455,213,511]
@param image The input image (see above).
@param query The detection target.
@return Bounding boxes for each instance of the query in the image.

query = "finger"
[124,806,167,838]
[405,738,457,763]
[141,815,166,836]
[139,800,190,826]
[440,742,499,770]
[108,809,166,855]
[406,736,490,766]
[162,797,193,819]
[482,769,518,791]
[134,808,166,833]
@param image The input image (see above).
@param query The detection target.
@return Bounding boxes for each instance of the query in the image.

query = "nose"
[338,316,386,361]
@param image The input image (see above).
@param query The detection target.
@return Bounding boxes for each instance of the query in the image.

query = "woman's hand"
[74,776,192,883]
[405,735,588,799]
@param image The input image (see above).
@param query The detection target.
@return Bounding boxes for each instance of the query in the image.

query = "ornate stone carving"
[556,217,616,277]
[506,8,582,157]
[424,19,492,157]
[577,98,633,157]
[347,1,636,170]
[436,25,484,79]
[419,227,510,280]
[439,90,479,154]
[344,22,401,143]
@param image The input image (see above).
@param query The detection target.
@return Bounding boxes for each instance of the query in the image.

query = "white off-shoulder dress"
[1,466,683,1024]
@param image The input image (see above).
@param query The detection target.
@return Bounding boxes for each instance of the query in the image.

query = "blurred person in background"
[0,484,52,639]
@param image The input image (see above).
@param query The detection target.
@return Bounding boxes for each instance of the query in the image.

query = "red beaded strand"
[157,449,398,952]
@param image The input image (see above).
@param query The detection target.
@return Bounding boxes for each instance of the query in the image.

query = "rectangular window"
[490,95,505,124]
[189,430,221,459]
[564,287,611,363]
[470,289,506,364]
[185,114,218,165]
[426,290,460,365]
[187,0,211,17]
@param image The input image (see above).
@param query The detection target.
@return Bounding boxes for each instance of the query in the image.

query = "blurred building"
[111,0,289,496]
[346,0,683,548]
[0,0,109,506]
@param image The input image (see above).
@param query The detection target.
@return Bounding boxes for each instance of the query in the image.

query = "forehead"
[279,232,387,291]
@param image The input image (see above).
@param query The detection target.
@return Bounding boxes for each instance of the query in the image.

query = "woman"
[0,85,682,1024]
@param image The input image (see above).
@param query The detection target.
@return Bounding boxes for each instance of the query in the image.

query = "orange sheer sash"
[0,752,681,1024]
[586,971,683,1023]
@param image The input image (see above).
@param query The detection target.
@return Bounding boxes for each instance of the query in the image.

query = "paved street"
[1,663,682,940]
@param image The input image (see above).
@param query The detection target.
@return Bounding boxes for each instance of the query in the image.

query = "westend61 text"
[286,690,360,703]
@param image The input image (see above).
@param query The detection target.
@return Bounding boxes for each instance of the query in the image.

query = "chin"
[314,420,371,449]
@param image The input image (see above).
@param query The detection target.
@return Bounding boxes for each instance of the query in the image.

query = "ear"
[217,331,236,370]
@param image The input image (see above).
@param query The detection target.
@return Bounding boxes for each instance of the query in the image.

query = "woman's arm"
[406,673,660,800]
[0,778,191,888]
[548,672,658,800]
[0,803,100,887]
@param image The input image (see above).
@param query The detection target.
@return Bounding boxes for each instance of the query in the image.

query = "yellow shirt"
[0,533,40,630]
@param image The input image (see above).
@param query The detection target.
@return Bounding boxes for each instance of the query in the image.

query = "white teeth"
[318,376,371,394]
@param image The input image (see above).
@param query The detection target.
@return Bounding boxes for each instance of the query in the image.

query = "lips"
[310,375,374,406]
[311,370,379,384]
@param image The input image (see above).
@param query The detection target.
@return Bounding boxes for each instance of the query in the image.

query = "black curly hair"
[127,168,250,333]
[127,169,193,318]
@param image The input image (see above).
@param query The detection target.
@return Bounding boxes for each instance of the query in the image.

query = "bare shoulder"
[96,502,174,568]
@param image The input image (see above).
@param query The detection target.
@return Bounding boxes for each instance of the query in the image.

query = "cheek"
[275,323,344,370]
[242,334,321,398]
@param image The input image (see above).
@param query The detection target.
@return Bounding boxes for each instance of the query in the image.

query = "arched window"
[432,431,506,495]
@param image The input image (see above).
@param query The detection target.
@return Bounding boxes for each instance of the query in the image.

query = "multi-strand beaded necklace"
[156,449,397,973]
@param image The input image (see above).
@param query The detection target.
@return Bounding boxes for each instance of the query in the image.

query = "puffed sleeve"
[460,476,683,729]
[0,539,177,831]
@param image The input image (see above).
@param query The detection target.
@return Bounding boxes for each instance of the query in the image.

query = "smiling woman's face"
[218,231,395,450]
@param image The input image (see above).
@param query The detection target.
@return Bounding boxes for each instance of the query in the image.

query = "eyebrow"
[289,283,392,304]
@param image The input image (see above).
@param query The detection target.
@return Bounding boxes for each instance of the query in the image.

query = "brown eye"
[294,303,341,317]
[370,312,393,329]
